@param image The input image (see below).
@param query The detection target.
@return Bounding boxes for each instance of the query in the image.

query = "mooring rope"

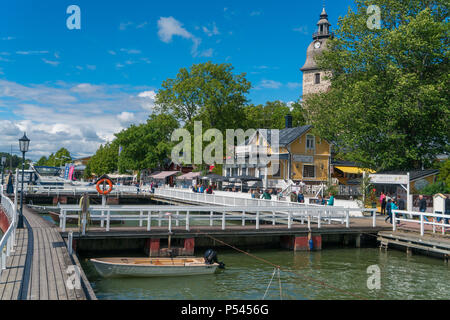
[262,268,277,300]
[194,230,369,300]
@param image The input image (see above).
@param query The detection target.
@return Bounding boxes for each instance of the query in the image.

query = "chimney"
[285,114,293,128]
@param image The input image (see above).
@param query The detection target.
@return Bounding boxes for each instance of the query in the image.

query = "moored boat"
[90,257,220,278]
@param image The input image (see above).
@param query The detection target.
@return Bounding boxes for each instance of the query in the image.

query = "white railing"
[58,204,377,234]
[22,184,142,197]
[0,178,18,277]
[153,187,335,209]
[392,210,450,236]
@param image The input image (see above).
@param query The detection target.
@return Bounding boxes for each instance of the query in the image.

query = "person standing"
[380,192,386,215]
[327,192,334,206]
[262,190,272,200]
[418,194,429,221]
[298,192,305,203]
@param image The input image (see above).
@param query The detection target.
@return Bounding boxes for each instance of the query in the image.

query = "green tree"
[87,143,118,176]
[155,62,251,132]
[115,113,179,171]
[244,100,306,129]
[36,156,48,166]
[54,148,72,167]
[304,0,449,171]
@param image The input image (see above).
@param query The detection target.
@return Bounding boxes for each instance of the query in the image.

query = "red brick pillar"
[183,238,195,256]
[145,238,160,257]
[312,235,322,250]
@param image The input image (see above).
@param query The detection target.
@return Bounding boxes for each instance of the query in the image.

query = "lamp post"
[0,156,5,186]
[17,133,30,229]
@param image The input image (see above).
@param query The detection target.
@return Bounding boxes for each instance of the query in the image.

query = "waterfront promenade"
[0,205,95,300]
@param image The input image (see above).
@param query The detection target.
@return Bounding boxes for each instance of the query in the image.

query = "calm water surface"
[80,247,450,300]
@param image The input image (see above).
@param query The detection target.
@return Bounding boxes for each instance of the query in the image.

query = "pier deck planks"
[0,206,90,300]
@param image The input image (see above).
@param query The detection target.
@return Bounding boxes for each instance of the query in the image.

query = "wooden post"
[139,210,143,227]
[186,211,190,231]
[176,211,180,227]
[272,211,275,225]
[345,210,349,228]
[372,209,376,227]
[62,210,66,232]
[288,212,292,229]
[100,210,104,228]
[242,211,246,226]
[256,211,260,230]
[106,210,110,232]
[222,211,226,230]
[393,212,397,231]
[68,231,73,254]
[307,215,311,230]
[147,211,151,231]
[210,211,213,227]
[420,213,424,236]
[318,211,321,229]
[158,211,162,227]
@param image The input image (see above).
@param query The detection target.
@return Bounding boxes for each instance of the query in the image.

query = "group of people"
[379,192,406,224]
[192,184,214,194]
[249,188,273,200]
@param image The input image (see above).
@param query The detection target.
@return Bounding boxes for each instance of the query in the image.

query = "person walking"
[290,191,297,202]
[298,192,305,203]
[6,172,14,194]
[380,192,386,215]
[418,195,429,221]
[385,198,393,224]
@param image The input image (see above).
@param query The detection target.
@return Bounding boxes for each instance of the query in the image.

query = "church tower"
[300,8,333,96]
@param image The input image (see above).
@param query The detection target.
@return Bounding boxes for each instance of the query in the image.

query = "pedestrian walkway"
[0,206,95,300]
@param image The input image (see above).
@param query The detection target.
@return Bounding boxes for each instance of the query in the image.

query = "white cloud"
[250,11,262,16]
[138,90,156,111]
[86,65,96,70]
[117,111,135,123]
[42,58,60,66]
[108,50,117,55]
[199,49,214,57]
[119,22,133,30]
[202,23,220,37]
[136,22,148,29]
[293,26,309,35]
[2,37,15,41]
[257,80,283,89]
[157,16,201,56]
[0,80,154,159]
[287,82,302,89]
[120,48,141,54]
[16,50,49,55]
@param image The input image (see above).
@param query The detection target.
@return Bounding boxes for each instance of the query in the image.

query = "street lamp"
[0,156,5,186]
[17,133,30,229]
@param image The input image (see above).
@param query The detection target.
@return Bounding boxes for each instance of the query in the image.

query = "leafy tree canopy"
[304,0,449,171]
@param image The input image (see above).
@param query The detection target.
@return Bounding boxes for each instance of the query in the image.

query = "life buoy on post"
[96,178,113,195]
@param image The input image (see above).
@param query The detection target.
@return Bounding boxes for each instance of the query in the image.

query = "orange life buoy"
[96,178,113,195]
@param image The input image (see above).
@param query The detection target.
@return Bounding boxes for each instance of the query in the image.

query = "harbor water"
[80,247,450,300]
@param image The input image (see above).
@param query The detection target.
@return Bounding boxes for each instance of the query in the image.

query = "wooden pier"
[0,206,96,300]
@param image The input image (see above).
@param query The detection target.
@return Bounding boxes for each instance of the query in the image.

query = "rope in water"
[262,268,277,300]
[194,230,369,300]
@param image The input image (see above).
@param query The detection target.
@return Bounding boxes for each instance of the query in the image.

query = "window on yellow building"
[303,165,315,178]
[306,135,315,151]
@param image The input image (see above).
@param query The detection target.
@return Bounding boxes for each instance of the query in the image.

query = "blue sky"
[0,0,355,159]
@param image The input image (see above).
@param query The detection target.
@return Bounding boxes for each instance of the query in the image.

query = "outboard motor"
[204,249,225,269]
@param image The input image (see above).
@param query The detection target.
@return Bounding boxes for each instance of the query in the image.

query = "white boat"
[90,257,220,278]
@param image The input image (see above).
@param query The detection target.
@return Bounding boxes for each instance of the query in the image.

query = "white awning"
[176,172,201,180]
[150,171,179,179]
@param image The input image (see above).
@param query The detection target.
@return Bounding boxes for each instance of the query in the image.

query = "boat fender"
[309,239,314,251]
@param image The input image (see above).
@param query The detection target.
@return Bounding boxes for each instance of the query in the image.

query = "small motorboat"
[48,211,123,225]
[91,249,224,278]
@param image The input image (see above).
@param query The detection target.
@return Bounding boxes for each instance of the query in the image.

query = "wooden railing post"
[393,211,397,232]
[372,209,376,227]
[256,211,260,230]
[210,211,213,227]
[420,213,424,236]
[242,211,246,226]
[222,212,226,230]
[288,212,292,229]
[345,210,349,228]
[186,211,190,231]
[139,210,143,227]
[106,210,110,232]
[318,210,321,229]
[147,211,151,231]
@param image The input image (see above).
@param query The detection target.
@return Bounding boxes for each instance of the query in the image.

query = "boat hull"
[90,258,219,278]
